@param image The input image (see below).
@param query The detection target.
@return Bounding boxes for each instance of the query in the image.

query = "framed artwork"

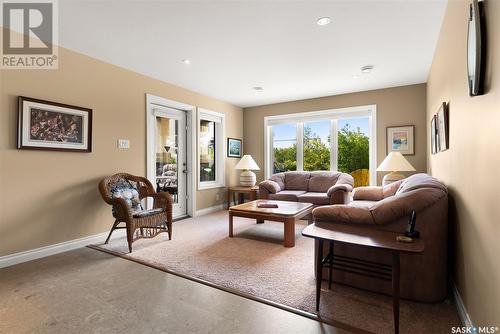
[430,115,438,155]
[437,102,449,152]
[386,125,415,155]
[227,137,242,158]
[18,96,93,152]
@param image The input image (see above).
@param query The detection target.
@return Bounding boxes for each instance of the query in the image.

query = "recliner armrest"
[353,186,383,201]
[312,205,374,224]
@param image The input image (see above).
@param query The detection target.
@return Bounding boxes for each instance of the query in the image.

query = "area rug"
[90,210,460,334]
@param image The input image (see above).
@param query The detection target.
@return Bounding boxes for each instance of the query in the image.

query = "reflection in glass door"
[154,107,187,217]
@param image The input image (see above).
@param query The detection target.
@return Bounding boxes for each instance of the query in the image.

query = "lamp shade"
[234,155,260,170]
[376,152,416,172]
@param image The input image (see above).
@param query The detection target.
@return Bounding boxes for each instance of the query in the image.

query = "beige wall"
[426,0,500,326]
[0,45,242,257]
[243,84,427,185]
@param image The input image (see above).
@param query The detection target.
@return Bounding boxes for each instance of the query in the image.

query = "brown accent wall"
[243,84,427,185]
[426,0,500,325]
[0,45,242,256]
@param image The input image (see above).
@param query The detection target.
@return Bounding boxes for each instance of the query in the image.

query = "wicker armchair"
[98,173,173,252]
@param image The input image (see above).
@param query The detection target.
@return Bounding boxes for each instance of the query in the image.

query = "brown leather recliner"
[259,171,354,205]
[312,173,448,302]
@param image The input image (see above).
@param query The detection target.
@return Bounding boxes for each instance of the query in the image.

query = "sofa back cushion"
[396,173,447,195]
[284,171,310,190]
[308,171,340,193]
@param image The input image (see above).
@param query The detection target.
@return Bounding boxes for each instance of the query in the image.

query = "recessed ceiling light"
[317,17,331,26]
[182,59,191,65]
[361,65,374,73]
[253,86,264,92]
[352,75,360,79]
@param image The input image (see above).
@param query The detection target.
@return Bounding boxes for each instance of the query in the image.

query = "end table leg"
[392,251,400,334]
[227,191,231,210]
[316,239,324,311]
[229,212,234,238]
[328,241,334,290]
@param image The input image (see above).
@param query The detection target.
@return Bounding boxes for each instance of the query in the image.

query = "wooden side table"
[302,222,424,334]
[227,186,259,210]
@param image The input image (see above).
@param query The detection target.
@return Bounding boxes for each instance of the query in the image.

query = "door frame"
[146,94,196,217]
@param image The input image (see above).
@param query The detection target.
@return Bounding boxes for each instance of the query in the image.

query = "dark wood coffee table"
[228,200,313,247]
[302,222,424,334]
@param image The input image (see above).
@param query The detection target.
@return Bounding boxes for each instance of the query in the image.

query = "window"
[264,106,376,186]
[272,123,297,173]
[198,108,225,189]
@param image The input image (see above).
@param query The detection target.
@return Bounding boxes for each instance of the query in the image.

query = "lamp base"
[239,170,256,187]
[382,172,406,186]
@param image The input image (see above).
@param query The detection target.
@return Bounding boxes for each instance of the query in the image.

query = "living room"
[1,0,499,333]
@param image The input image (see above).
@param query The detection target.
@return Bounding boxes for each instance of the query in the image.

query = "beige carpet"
[92,210,460,334]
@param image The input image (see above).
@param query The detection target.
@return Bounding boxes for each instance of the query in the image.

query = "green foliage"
[272,123,369,174]
[303,126,330,171]
[273,145,297,173]
[337,124,369,173]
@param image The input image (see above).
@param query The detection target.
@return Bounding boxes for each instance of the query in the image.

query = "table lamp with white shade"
[377,152,416,186]
[234,155,260,187]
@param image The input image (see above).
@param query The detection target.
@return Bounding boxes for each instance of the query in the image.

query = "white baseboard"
[194,203,227,217]
[452,280,474,328]
[0,229,126,269]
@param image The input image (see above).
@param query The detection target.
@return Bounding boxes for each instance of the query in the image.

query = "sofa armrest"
[312,205,373,224]
[327,183,353,197]
[353,186,383,201]
[259,180,281,194]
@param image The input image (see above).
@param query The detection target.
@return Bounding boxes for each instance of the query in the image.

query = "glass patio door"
[153,106,187,217]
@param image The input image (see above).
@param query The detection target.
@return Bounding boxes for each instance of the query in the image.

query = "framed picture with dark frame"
[431,115,438,155]
[386,125,415,155]
[18,96,93,152]
[227,137,242,158]
[436,102,449,152]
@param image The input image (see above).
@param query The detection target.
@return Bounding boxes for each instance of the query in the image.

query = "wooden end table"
[229,200,313,247]
[302,222,424,334]
[227,186,259,210]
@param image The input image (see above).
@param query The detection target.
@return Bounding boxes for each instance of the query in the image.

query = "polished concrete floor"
[0,247,346,334]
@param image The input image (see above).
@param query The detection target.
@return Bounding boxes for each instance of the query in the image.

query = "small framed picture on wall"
[386,125,415,155]
[430,115,438,154]
[227,137,242,158]
[436,102,449,152]
[18,96,93,152]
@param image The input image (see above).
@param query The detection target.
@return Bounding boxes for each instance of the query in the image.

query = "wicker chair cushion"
[132,208,166,218]
[110,179,143,215]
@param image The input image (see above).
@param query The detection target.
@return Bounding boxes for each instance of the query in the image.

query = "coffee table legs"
[315,239,324,311]
[392,251,400,334]
[228,212,234,237]
[284,218,295,247]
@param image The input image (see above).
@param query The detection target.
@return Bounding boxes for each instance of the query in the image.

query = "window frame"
[197,108,225,190]
[264,105,377,185]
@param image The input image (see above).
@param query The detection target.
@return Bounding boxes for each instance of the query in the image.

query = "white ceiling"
[59,0,447,108]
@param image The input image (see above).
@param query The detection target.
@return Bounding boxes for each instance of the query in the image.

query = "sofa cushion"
[298,192,330,205]
[110,178,142,217]
[284,172,310,190]
[348,200,378,210]
[132,208,165,218]
[269,190,306,202]
[308,171,340,193]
